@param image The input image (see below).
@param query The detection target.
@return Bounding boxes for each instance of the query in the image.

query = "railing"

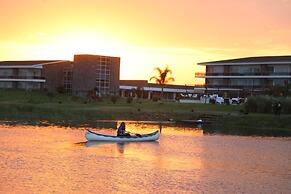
[195,72,291,77]
[195,72,206,77]
[0,76,45,79]
[203,84,271,89]
[192,84,273,89]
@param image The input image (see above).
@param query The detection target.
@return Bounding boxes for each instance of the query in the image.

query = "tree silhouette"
[150,65,175,100]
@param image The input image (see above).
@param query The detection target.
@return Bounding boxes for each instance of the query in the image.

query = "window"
[94,57,113,96]
[0,81,13,88]
[0,69,13,76]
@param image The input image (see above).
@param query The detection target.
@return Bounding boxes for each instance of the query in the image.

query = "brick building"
[72,55,120,96]
[0,54,120,96]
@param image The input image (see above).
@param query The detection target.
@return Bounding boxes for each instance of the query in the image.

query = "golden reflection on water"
[1,123,291,193]
[84,122,204,172]
[117,121,204,136]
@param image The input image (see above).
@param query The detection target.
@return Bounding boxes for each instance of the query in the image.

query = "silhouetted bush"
[57,86,65,94]
[110,95,119,104]
[281,98,291,114]
[244,96,291,114]
[46,92,54,98]
[209,98,215,104]
[245,96,272,113]
[152,96,159,102]
[71,96,81,102]
[126,97,133,104]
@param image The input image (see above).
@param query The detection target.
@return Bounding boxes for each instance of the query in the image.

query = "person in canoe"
[117,122,131,137]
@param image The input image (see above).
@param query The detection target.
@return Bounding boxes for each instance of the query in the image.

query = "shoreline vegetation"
[1,90,291,136]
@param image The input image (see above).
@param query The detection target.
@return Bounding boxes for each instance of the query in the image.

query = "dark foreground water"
[0,122,290,193]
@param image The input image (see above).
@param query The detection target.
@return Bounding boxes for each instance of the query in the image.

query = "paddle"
[126,131,142,137]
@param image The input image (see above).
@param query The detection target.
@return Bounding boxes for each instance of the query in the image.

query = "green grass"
[0,90,291,135]
[0,90,241,113]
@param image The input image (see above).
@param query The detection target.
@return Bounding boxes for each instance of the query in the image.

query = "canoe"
[85,130,160,142]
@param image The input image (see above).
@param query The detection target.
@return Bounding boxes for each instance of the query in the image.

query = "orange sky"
[0,0,291,85]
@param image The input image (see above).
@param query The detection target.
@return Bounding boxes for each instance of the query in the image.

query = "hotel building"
[0,54,120,96]
[0,60,71,91]
[195,56,291,96]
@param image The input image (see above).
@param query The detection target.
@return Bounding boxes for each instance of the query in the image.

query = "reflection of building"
[0,54,120,96]
[195,56,291,96]
[119,80,204,100]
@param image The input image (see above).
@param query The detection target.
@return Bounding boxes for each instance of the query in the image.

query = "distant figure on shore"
[273,102,282,115]
[117,122,131,137]
[277,102,282,115]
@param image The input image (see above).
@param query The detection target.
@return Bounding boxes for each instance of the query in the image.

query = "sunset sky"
[0,0,290,85]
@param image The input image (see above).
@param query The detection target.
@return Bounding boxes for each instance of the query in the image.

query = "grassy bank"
[0,90,291,135]
[0,90,240,121]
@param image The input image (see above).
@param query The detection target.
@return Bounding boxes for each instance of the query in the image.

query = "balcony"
[0,75,45,79]
[0,75,45,82]
[195,72,291,78]
[195,72,206,77]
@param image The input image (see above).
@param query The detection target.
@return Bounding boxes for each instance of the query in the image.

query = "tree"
[267,84,291,97]
[150,65,175,100]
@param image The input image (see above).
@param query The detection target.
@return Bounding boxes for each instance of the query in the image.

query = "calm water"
[0,122,291,193]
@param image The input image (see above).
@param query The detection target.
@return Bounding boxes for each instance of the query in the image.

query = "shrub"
[152,96,159,102]
[256,96,272,113]
[110,95,119,104]
[281,97,291,114]
[126,97,133,104]
[209,98,215,104]
[245,97,256,112]
[71,96,81,102]
[46,92,54,98]
[245,96,291,114]
[245,96,272,113]
[57,86,65,94]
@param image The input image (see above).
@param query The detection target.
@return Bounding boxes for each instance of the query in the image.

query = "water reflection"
[203,126,291,137]
[84,141,160,155]
[3,118,289,137]
[107,119,291,137]
[1,123,290,193]
[76,119,291,137]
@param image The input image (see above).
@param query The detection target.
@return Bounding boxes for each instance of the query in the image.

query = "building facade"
[0,54,120,96]
[72,55,120,96]
[195,56,291,96]
[119,80,204,100]
[0,60,70,90]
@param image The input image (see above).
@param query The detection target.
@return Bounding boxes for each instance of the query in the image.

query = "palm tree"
[150,65,175,100]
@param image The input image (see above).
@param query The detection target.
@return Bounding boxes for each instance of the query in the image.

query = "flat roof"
[74,54,120,59]
[0,60,60,66]
[120,80,196,90]
[198,55,291,65]
[0,60,72,69]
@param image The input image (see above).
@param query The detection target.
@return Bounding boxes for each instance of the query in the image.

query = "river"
[0,121,290,193]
